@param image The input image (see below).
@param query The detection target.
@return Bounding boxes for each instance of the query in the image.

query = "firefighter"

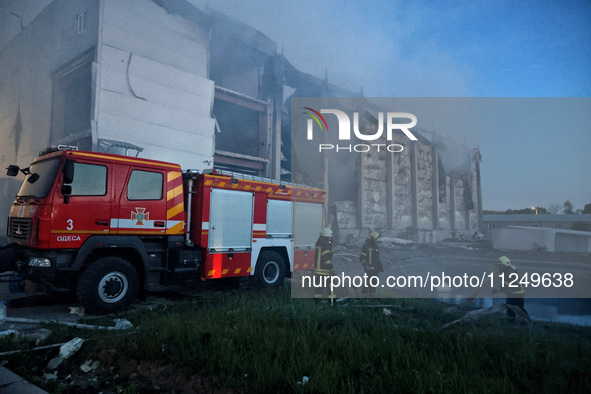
[314,228,334,299]
[360,231,383,295]
[492,256,529,319]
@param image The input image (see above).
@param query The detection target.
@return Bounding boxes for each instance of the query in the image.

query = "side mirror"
[61,184,72,195]
[28,173,40,184]
[61,184,72,204]
[63,159,74,184]
[6,165,19,177]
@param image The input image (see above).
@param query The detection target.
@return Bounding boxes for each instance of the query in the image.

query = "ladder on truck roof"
[197,169,317,190]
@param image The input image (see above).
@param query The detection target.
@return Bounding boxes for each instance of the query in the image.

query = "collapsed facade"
[352,130,482,242]
[291,106,483,243]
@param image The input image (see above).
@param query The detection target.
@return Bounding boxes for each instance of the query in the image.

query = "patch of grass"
[3,289,591,393]
[93,291,591,393]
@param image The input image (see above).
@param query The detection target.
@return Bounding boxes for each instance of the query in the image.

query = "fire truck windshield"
[16,158,60,200]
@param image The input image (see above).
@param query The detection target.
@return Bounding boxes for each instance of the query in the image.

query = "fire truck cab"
[2,146,324,313]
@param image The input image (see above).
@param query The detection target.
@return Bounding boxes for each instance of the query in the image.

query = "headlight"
[29,257,51,267]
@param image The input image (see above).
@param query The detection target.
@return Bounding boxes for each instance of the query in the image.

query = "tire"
[77,256,139,314]
[253,250,286,288]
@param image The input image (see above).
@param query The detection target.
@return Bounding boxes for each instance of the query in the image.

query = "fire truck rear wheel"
[254,250,286,288]
[77,257,139,314]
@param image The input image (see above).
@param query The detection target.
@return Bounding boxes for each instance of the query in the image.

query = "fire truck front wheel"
[254,250,286,288]
[77,257,139,313]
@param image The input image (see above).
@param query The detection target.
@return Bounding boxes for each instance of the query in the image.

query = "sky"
[208,0,591,211]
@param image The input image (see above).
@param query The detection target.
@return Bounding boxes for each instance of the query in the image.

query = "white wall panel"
[100,67,212,116]
[101,46,212,100]
[99,90,213,136]
[97,0,215,172]
[98,112,214,156]
[128,53,213,100]
[100,45,129,74]
[103,3,207,61]
[101,26,206,77]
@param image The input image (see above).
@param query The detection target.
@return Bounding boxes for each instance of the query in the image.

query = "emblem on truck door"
[131,208,149,225]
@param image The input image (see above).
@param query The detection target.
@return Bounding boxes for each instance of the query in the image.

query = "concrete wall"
[0,0,99,163]
[416,141,434,229]
[0,0,99,238]
[359,148,389,230]
[355,131,480,242]
[388,139,412,229]
[484,214,591,232]
[492,226,591,253]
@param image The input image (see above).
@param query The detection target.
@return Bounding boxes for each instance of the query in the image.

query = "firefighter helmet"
[497,256,511,267]
[370,231,380,240]
[320,228,333,237]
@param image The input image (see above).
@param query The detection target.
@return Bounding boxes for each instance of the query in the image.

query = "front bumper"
[15,250,61,280]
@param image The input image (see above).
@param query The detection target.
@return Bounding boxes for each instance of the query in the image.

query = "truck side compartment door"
[208,188,253,252]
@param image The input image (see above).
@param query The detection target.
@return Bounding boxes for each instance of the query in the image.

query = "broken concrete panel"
[361,178,387,229]
[43,372,58,381]
[418,189,433,229]
[469,210,479,231]
[359,149,389,229]
[438,178,451,230]
[390,151,412,229]
[80,360,100,373]
[59,337,84,359]
[47,356,63,370]
[335,201,358,229]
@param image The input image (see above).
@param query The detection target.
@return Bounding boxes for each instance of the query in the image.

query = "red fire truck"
[1,146,324,312]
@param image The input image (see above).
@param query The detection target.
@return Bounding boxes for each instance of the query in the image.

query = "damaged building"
[290,103,483,243]
[353,130,482,242]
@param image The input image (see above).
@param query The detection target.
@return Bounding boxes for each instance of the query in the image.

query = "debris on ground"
[69,306,85,316]
[59,337,84,359]
[0,329,19,337]
[19,328,52,344]
[112,318,134,330]
[5,316,134,330]
[79,359,100,373]
[439,305,507,329]
[43,372,58,381]
[379,237,415,246]
[439,303,533,329]
[47,356,63,370]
